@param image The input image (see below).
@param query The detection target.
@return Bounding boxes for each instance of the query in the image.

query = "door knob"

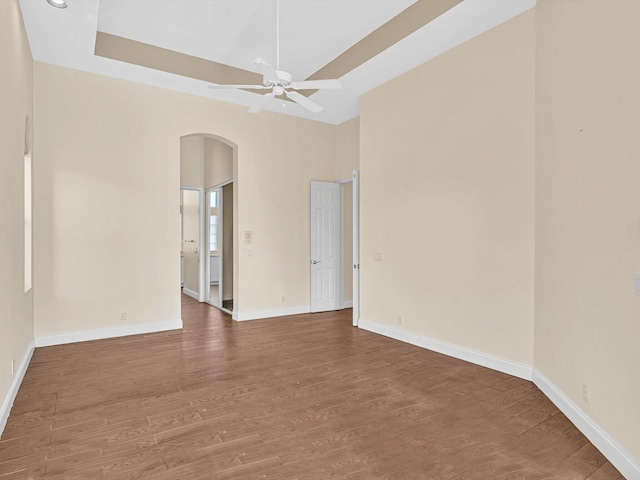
[312,260,321,264]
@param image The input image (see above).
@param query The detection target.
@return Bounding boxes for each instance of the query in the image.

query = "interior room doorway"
[205,181,234,314]
[310,181,342,313]
[220,182,234,313]
[309,170,359,325]
[180,133,236,316]
[180,187,203,301]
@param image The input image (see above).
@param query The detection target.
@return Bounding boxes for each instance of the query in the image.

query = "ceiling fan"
[208,0,341,114]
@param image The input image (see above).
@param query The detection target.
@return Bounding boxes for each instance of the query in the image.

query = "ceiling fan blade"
[209,84,269,90]
[290,79,341,90]
[249,92,276,114]
[285,90,323,113]
[254,60,278,85]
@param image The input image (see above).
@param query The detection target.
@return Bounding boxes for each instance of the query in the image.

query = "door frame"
[218,180,233,315]
[204,185,221,308]
[338,177,351,311]
[337,171,360,327]
[180,186,206,302]
[205,180,233,313]
[352,170,360,327]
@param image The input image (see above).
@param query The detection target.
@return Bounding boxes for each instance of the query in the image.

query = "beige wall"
[181,189,200,295]
[535,0,640,460]
[180,134,205,297]
[33,61,338,336]
[180,135,204,188]
[335,117,360,180]
[204,138,233,189]
[0,0,34,422]
[182,135,232,192]
[336,117,360,304]
[359,11,535,366]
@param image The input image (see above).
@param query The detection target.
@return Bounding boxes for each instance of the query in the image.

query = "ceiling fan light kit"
[208,0,341,114]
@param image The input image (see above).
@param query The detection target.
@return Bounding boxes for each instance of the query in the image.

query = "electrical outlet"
[120,312,127,322]
[397,315,403,325]
[281,296,285,303]
[374,252,384,261]
[582,384,590,403]
[11,360,14,375]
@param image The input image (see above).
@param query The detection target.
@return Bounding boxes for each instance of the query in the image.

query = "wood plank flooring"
[0,295,624,479]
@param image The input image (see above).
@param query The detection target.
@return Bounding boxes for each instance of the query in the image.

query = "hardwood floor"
[0,295,624,479]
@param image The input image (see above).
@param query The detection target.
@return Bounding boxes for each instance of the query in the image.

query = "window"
[24,153,32,292]
[209,215,218,252]
[209,190,219,252]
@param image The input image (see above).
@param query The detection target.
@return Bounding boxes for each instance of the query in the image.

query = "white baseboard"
[533,370,640,480]
[35,320,183,347]
[342,300,353,308]
[356,319,638,477]
[0,339,35,437]
[358,318,532,380]
[182,288,199,301]
[234,305,310,322]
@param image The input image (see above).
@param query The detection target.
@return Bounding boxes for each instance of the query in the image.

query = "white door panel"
[311,181,341,313]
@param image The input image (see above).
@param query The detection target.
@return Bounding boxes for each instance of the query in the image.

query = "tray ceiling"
[19,0,536,124]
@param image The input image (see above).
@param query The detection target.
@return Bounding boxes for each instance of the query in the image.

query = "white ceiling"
[98,0,416,82]
[19,0,536,125]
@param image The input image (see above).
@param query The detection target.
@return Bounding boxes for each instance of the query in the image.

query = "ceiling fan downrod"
[276,0,280,71]
[208,0,341,114]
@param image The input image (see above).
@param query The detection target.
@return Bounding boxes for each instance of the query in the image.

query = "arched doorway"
[179,133,237,316]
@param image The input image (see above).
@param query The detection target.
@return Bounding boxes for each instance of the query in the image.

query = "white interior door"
[311,181,341,313]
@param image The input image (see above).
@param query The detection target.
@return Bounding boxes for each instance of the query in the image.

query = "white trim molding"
[356,319,639,477]
[533,370,640,480]
[234,306,310,322]
[358,318,532,380]
[35,320,183,347]
[181,288,199,301]
[0,339,35,437]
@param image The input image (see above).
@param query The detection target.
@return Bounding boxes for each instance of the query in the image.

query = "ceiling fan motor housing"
[269,70,293,87]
